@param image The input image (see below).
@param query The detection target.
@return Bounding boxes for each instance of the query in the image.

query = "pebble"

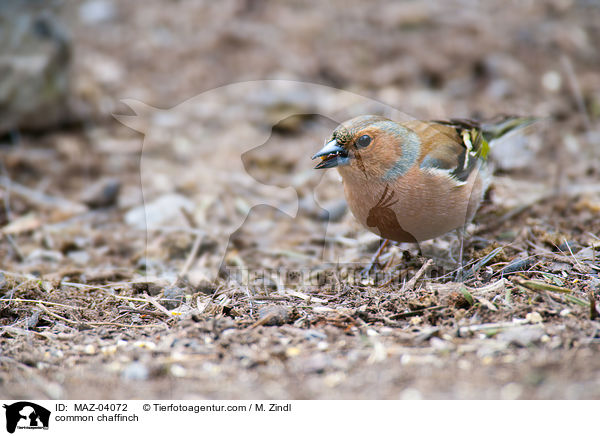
[303,329,327,341]
[257,305,294,326]
[541,70,562,92]
[133,341,157,350]
[121,362,149,381]
[500,382,523,400]
[399,388,423,400]
[67,250,90,265]
[162,286,185,310]
[526,311,543,324]
[170,364,186,378]
[502,258,535,274]
[79,0,117,24]
[79,177,121,208]
[285,347,300,358]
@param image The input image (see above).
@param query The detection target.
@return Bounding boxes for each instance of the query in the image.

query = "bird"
[312,114,533,270]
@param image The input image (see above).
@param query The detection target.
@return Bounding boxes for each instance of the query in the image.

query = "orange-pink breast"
[339,163,486,242]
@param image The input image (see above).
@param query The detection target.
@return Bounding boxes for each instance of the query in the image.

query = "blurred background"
[1,0,599,399]
[2,0,598,275]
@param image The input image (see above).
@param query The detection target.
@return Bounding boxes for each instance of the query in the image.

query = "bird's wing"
[403,120,485,185]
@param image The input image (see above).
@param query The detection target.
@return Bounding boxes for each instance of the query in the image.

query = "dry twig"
[401,259,433,291]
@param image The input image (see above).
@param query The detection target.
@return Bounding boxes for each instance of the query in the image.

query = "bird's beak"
[312,139,349,169]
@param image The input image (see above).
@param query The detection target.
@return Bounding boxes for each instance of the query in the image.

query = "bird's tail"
[434,115,537,161]
[480,115,538,142]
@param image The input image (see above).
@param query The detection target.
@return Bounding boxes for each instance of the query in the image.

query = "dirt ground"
[1,0,600,399]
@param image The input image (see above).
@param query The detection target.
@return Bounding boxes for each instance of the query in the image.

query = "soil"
[1,0,599,399]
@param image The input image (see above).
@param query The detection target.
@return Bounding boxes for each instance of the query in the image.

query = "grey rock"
[131,281,165,296]
[0,1,72,133]
[79,177,121,208]
[303,329,328,341]
[257,305,294,326]
[161,286,185,310]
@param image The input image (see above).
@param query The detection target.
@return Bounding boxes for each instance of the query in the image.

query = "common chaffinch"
[312,115,532,248]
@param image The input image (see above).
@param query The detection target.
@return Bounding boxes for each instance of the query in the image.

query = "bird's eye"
[356,134,372,148]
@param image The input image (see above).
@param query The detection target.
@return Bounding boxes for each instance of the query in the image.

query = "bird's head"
[312,115,418,180]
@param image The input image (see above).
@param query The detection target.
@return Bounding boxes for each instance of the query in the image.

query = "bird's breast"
[339,165,486,242]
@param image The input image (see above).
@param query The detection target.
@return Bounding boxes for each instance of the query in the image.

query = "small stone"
[399,388,423,400]
[501,354,516,364]
[121,362,149,381]
[541,71,562,92]
[317,341,329,351]
[430,337,451,351]
[285,347,300,357]
[409,316,422,325]
[303,329,327,341]
[526,311,543,324]
[133,341,156,350]
[257,305,294,326]
[481,356,494,365]
[79,0,116,24]
[161,286,185,310]
[500,382,523,400]
[548,262,572,273]
[323,372,345,388]
[131,281,165,296]
[502,258,535,274]
[67,250,90,265]
[101,345,117,355]
[79,177,121,208]
[48,348,64,359]
[557,240,580,253]
[366,328,378,337]
[498,326,545,347]
[25,311,40,329]
[0,2,72,133]
[170,364,186,378]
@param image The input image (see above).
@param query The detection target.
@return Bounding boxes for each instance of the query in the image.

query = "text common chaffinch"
[312,115,532,244]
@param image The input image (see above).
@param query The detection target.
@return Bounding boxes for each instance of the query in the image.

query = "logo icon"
[3,402,50,434]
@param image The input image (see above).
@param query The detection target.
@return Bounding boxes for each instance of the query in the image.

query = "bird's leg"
[361,238,389,277]
[455,228,465,282]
